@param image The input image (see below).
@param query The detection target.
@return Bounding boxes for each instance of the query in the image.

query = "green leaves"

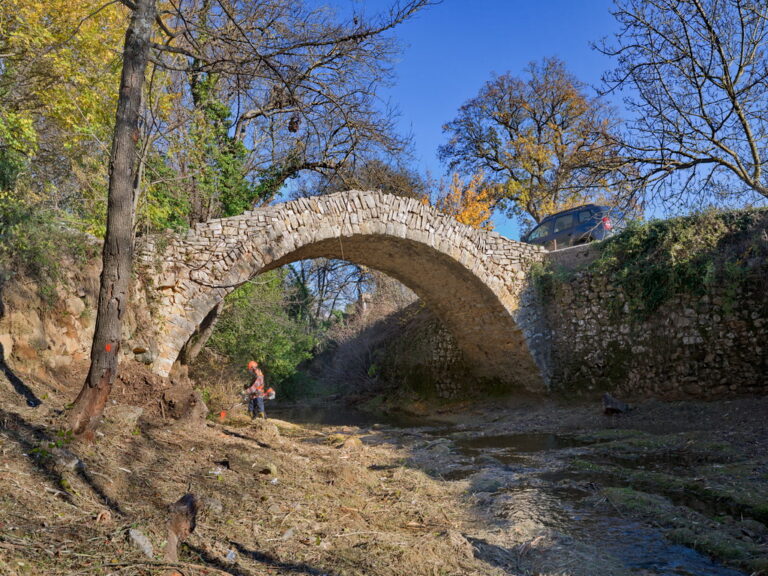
[593,209,768,317]
[207,270,317,385]
[0,191,94,300]
[0,110,37,190]
[140,153,191,232]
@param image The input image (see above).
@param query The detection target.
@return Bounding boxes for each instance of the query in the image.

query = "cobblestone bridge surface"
[137,190,547,390]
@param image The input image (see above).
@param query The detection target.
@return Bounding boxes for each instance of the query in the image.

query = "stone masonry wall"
[382,305,470,399]
[537,271,768,399]
[137,190,548,392]
[382,236,767,401]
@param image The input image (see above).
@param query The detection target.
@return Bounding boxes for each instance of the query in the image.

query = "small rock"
[469,470,509,493]
[104,405,144,430]
[267,503,283,515]
[135,350,156,365]
[200,497,224,515]
[65,297,85,317]
[51,447,84,471]
[128,528,154,559]
[340,437,363,452]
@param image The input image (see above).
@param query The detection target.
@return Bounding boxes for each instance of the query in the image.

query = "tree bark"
[178,301,224,366]
[70,0,157,438]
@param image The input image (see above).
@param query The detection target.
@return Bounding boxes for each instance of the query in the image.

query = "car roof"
[539,204,612,223]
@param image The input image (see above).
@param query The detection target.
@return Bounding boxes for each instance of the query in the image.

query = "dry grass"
[0,364,506,576]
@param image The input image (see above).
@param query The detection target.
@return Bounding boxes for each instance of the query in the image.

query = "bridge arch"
[137,191,546,391]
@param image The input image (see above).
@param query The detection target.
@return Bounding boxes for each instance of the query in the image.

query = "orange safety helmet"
[247,360,259,371]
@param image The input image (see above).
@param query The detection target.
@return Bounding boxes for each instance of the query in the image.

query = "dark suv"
[521,204,618,250]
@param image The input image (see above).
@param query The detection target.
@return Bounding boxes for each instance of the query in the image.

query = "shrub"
[591,208,768,317]
[206,270,318,388]
[0,191,96,301]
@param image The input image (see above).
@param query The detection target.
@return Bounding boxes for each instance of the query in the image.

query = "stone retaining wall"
[537,270,768,399]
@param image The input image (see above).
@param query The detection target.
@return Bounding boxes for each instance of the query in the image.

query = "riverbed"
[272,396,768,575]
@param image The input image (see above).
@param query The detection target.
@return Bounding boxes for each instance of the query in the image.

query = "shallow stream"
[272,404,754,576]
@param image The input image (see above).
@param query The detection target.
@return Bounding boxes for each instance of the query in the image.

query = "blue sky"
[357,0,620,239]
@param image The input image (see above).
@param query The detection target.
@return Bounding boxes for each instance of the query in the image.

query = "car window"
[578,210,593,223]
[527,221,552,240]
[553,213,575,233]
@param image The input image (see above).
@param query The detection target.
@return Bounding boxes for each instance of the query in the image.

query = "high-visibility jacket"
[246,369,274,399]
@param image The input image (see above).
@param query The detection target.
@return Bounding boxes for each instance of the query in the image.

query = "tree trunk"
[70,0,157,439]
[178,301,224,366]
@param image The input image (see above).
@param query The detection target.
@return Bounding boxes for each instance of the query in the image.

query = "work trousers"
[248,395,265,418]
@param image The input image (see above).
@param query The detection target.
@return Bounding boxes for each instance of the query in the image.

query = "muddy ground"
[0,365,766,576]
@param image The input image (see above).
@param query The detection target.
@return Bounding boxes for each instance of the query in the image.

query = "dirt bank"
[1,365,766,575]
[0,364,501,576]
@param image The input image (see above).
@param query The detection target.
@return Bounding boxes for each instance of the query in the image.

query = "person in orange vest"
[244,360,275,419]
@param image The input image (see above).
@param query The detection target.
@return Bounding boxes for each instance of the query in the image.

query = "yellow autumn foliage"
[433,172,495,230]
[0,0,127,148]
[440,58,625,224]
[0,0,130,230]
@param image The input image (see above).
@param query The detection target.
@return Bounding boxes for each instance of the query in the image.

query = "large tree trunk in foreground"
[70,0,157,438]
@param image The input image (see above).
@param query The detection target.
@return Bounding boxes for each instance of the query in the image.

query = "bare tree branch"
[598,0,768,204]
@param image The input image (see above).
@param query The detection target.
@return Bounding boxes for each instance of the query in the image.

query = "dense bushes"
[206,270,318,388]
[530,208,768,319]
[0,192,96,300]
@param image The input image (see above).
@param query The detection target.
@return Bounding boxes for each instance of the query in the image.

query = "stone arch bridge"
[136,190,547,391]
